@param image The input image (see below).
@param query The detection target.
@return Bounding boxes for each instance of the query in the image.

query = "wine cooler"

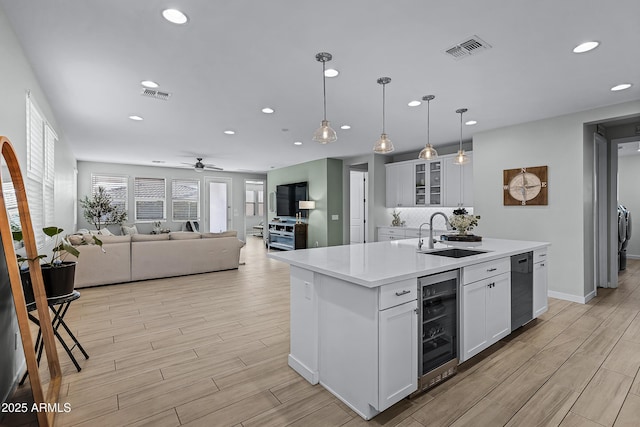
[417,269,459,391]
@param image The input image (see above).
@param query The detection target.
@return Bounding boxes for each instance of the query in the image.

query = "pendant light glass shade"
[418,95,438,160]
[312,52,337,144]
[453,108,470,165]
[373,77,394,154]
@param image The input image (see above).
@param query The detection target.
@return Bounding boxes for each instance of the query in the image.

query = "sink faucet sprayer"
[418,212,452,250]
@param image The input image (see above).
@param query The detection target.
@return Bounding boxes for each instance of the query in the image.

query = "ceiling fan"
[181,157,223,172]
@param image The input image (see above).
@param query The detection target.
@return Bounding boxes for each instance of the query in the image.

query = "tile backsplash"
[385,207,475,231]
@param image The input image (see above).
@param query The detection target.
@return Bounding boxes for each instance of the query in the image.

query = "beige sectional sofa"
[69,231,244,288]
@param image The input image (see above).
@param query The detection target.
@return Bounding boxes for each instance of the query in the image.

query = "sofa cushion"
[202,231,238,238]
[121,224,138,235]
[96,235,132,244]
[169,231,202,240]
[132,233,170,242]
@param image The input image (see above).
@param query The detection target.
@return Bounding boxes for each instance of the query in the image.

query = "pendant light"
[373,77,395,153]
[453,108,470,165]
[312,52,337,144]
[418,95,438,160]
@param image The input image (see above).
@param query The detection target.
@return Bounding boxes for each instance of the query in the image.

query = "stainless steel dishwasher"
[511,252,533,331]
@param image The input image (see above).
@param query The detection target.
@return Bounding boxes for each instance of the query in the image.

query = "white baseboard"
[288,354,318,385]
[627,254,640,260]
[548,290,595,304]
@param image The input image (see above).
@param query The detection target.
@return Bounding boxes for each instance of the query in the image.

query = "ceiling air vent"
[140,87,171,101]
[445,35,492,60]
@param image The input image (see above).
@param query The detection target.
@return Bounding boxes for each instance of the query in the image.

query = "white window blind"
[26,93,56,248]
[172,179,200,221]
[91,174,128,214]
[135,177,165,221]
[2,182,20,230]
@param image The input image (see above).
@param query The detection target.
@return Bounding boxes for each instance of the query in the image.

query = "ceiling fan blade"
[204,166,223,171]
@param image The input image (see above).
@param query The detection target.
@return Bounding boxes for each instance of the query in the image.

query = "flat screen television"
[276,182,308,218]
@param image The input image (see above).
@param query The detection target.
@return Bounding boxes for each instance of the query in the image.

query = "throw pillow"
[98,228,114,236]
[121,225,138,236]
[67,235,84,246]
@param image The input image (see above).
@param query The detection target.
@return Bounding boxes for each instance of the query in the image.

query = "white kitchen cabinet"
[443,152,473,207]
[414,160,442,206]
[378,299,418,411]
[461,258,511,362]
[386,162,414,208]
[533,249,548,317]
[377,226,407,242]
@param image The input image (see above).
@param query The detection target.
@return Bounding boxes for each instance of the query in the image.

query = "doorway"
[205,177,232,233]
[349,169,368,244]
[244,180,265,238]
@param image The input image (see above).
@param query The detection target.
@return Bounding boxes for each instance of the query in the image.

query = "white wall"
[618,154,640,258]
[77,161,266,241]
[0,6,77,402]
[473,101,640,302]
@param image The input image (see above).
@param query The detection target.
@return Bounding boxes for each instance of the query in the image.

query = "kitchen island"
[268,237,550,420]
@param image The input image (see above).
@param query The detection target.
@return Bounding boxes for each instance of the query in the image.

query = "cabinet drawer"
[380,279,417,310]
[384,228,405,236]
[534,249,548,264]
[463,258,510,285]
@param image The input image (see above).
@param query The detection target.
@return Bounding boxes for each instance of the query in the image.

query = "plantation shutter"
[91,174,128,214]
[135,177,165,221]
[172,179,200,221]
[26,92,56,247]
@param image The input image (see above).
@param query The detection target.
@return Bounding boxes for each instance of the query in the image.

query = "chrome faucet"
[427,212,451,249]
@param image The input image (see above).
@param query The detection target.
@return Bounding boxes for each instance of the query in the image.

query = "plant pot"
[20,262,76,305]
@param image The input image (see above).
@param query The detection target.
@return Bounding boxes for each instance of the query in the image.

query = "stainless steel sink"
[420,248,488,258]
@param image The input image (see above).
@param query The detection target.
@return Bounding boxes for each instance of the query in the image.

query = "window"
[172,179,200,221]
[245,187,264,217]
[26,93,56,247]
[91,174,128,214]
[135,177,166,221]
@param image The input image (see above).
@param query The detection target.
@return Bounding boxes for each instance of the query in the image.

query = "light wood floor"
[5,238,640,427]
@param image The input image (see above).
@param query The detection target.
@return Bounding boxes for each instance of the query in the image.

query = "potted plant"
[13,227,102,304]
[79,186,127,230]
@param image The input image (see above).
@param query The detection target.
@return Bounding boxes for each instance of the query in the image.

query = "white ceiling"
[2,0,639,173]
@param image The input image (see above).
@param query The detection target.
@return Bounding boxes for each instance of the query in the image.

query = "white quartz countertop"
[268,238,550,288]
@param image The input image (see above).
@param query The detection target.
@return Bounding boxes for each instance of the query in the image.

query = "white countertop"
[268,238,549,288]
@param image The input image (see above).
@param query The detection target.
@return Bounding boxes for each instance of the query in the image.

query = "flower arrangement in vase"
[449,208,480,235]
[391,210,405,227]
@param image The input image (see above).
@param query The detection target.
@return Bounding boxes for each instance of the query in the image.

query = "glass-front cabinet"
[415,160,442,206]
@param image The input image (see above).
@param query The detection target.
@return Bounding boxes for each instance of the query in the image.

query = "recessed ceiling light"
[151,160,165,163]
[340,125,351,130]
[573,41,599,53]
[465,120,477,126]
[261,107,275,114]
[141,80,159,88]
[611,83,632,91]
[324,69,339,78]
[129,115,143,121]
[223,130,235,135]
[294,141,303,146]
[162,8,188,24]
[408,100,421,107]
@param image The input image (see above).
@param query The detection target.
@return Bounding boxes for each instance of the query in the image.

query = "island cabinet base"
[288,267,418,420]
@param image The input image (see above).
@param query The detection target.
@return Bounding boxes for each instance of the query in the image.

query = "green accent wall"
[267,158,343,247]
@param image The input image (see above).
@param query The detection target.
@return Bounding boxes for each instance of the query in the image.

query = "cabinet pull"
[487,267,497,272]
[414,308,419,314]
[395,290,411,296]
[487,282,495,288]
[540,263,545,267]
[539,253,547,257]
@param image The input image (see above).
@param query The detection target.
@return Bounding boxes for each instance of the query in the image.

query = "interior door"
[350,171,366,244]
[205,177,232,233]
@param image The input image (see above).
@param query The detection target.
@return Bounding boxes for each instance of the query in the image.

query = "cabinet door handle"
[487,268,497,272]
[487,282,495,288]
[414,308,419,314]
[395,290,411,296]
[540,263,545,267]
[539,253,546,257]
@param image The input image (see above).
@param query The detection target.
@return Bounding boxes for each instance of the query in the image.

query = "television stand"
[268,221,308,250]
